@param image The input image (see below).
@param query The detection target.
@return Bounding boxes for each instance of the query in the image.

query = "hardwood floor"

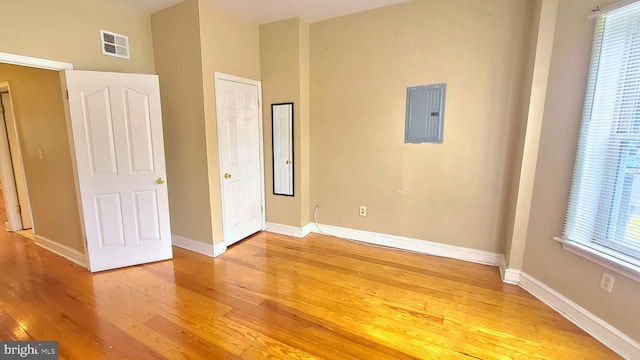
[0,230,620,359]
[0,189,7,229]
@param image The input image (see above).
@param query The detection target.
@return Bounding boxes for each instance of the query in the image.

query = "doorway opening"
[0,52,83,264]
[0,53,72,245]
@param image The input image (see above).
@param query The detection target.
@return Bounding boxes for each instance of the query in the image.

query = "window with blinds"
[565,2,640,262]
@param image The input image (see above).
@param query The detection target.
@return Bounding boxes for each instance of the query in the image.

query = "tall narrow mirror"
[272,103,294,196]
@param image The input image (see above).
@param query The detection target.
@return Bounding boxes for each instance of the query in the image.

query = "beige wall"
[260,18,311,227]
[0,0,155,74]
[309,0,532,253]
[522,0,640,342]
[151,0,212,245]
[198,0,261,244]
[0,64,84,252]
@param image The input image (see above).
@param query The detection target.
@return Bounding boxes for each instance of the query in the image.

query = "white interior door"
[0,91,32,229]
[214,73,264,246]
[65,70,172,272]
[0,92,23,231]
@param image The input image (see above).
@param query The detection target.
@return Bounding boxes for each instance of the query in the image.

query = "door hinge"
[66,89,69,100]
[261,205,264,213]
[258,98,261,107]
[15,205,20,213]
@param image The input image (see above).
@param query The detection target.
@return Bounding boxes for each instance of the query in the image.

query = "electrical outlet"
[600,272,615,293]
[359,206,367,217]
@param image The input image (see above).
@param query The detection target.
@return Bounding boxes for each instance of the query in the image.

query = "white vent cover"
[100,30,130,59]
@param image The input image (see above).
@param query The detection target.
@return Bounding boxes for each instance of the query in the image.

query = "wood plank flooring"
[0,230,620,359]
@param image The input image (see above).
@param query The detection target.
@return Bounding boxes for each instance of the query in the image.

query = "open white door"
[214,73,265,246]
[65,70,172,272]
[0,91,33,229]
[0,92,23,231]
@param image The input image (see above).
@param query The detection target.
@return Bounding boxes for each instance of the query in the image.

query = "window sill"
[553,237,640,283]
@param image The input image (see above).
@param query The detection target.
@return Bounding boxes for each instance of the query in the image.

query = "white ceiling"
[108,0,411,23]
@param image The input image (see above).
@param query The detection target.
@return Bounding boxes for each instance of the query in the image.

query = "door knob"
[224,173,232,179]
[157,177,165,184]
[286,160,292,165]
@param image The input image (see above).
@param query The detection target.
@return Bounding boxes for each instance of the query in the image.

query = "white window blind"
[565,2,640,261]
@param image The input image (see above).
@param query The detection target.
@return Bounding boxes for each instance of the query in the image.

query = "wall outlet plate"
[600,272,615,293]
[359,206,367,217]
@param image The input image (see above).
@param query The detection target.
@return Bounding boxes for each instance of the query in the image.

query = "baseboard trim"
[214,242,227,257]
[33,234,88,268]
[520,272,640,359]
[503,268,521,284]
[265,222,309,238]
[307,223,503,267]
[172,234,226,257]
[302,223,313,237]
[498,255,507,280]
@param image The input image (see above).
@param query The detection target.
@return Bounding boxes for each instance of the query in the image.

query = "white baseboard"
[520,272,640,359]
[503,268,521,284]
[33,234,88,268]
[306,223,503,267]
[498,255,507,280]
[302,223,313,237]
[214,242,227,257]
[172,234,226,257]
[265,222,308,238]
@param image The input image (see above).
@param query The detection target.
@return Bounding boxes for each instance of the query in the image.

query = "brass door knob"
[157,177,165,184]
[224,173,232,179]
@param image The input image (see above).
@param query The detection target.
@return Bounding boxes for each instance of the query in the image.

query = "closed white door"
[65,70,172,272]
[0,92,32,229]
[214,73,264,246]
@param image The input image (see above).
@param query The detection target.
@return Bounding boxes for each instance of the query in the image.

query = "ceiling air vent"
[100,30,130,59]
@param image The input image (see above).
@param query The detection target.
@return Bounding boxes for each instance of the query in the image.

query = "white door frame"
[0,52,73,71]
[214,72,266,246]
[0,82,33,231]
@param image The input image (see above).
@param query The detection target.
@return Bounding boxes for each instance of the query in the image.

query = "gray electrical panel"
[404,83,446,144]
